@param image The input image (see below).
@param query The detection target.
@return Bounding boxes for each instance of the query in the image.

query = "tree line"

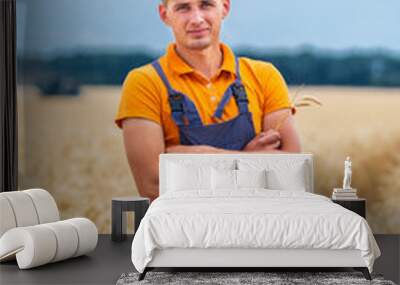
[18,49,400,95]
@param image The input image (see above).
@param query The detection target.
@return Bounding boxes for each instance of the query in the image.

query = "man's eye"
[201,1,214,8]
[176,5,190,12]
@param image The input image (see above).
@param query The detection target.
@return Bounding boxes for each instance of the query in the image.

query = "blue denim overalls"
[152,57,256,150]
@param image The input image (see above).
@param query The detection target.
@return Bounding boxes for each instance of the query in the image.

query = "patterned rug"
[116,271,396,285]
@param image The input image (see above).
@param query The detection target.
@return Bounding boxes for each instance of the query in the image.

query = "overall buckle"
[169,93,184,112]
[232,83,248,103]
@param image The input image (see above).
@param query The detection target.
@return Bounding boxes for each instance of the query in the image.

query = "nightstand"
[332,198,366,218]
[111,197,150,242]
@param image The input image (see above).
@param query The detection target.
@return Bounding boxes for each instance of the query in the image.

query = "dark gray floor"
[0,234,399,285]
[375,234,400,284]
[0,235,134,285]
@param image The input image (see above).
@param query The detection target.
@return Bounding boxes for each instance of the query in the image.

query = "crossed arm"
[122,108,301,201]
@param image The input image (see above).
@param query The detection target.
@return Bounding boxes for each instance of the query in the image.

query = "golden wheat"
[17,85,400,234]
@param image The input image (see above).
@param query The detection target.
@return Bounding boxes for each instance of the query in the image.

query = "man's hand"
[243,129,281,152]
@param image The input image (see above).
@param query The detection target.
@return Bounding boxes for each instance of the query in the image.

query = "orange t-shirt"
[115,43,293,148]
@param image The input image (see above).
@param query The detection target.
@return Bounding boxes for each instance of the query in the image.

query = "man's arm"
[122,118,165,202]
[166,108,301,154]
[262,108,301,153]
[165,115,289,154]
[166,135,282,154]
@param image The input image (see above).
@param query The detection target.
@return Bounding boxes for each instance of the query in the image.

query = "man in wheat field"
[115,0,301,201]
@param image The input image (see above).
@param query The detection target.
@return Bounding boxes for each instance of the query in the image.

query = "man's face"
[159,0,230,50]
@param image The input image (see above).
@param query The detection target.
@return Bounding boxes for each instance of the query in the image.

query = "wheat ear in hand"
[272,87,322,131]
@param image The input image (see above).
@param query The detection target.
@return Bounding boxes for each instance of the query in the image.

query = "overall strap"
[151,60,174,92]
[231,57,249,113]
[213,57,249,119]
[213,87,233,119]
[151,60,203,126]
[234,56,242,81]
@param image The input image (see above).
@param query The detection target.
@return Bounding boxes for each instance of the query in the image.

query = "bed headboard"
[159,153,314,195]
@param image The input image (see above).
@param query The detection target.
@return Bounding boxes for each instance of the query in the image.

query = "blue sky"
[17,0,400,55]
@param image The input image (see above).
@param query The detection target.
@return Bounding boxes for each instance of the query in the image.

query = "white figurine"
[342,156,352,190]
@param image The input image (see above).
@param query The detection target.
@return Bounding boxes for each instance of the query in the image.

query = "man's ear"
[222,0,231,19]
[159,4,170,26]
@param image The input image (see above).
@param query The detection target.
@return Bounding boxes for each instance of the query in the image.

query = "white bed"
[131,154,380,281]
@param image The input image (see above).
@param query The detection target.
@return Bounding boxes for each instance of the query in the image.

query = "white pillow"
[211,168,237,191]
[236,169,267,189]
[266,165,306,191]
[166,162,211,191]
[237,159,308,191]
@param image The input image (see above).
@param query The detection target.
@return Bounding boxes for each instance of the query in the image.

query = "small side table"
[112,197,150,242]
[332,198,366,218]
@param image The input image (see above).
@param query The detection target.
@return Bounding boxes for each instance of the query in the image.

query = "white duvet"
[131,190,380,273]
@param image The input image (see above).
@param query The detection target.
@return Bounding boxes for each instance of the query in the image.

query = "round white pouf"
[64,218,98,257]
[42,221,79,262]
[0,218,98,269]
[24,189,60,223]
[0,196,17,237]
[0,226,57,269]
[0,192,39,227]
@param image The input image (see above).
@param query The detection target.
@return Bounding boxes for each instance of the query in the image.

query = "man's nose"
[189,8,206,25]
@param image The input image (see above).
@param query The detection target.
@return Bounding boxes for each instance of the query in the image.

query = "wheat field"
[17,85,400,234]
